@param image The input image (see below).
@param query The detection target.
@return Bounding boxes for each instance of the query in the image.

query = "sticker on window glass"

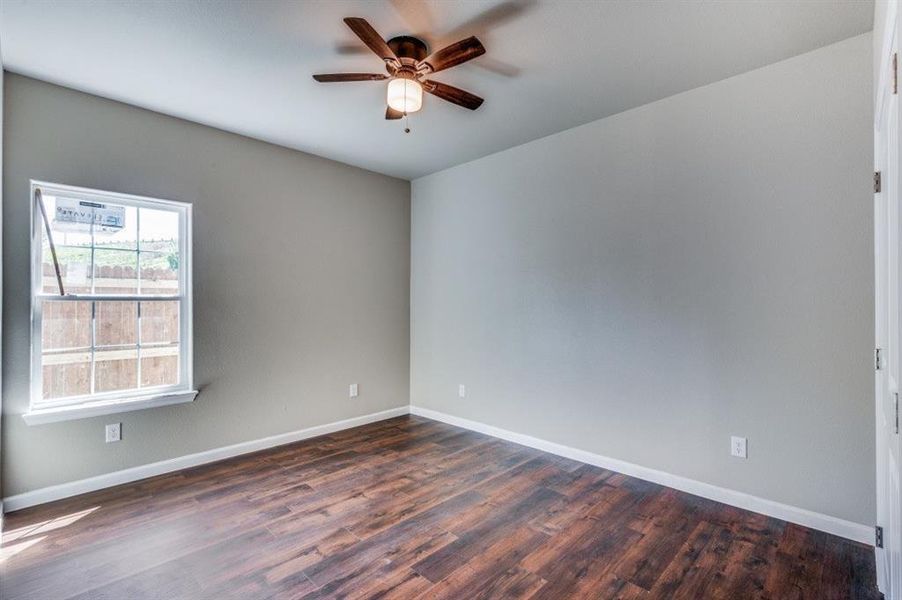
[54,197,125,233]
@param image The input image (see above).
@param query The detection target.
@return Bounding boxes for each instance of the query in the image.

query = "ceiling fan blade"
[386,106,404,120]
[419,36,485,73]
[440,1,533,43]
[423,80,484,110]
[313,73,388,82]
[343,17,399,64]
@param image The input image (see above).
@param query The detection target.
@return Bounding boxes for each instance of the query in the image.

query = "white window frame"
[24,180,196,425]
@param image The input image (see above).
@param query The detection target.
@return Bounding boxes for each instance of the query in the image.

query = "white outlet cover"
[349,383,358,398]
[458,384,467,398]
[105,423,121,443]
[730,436,747,459]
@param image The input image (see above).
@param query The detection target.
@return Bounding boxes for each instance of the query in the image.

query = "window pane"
[140,252,179,295]
[43,195,92,248]
[140,301,179,344]
[93,249,138,294]
[42,301,91,350]
[96,203,137,250]
[94,347,138,393]
[96,301,137,347]
[34,187,189,407]
[139,207,179,252]
[140,348,179,388]
[42,350,91,399]
[43,246,92,294]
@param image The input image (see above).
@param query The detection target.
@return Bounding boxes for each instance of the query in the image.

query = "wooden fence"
[41,264,180,399]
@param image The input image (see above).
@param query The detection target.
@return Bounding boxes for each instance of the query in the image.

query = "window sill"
[22,390,198,426]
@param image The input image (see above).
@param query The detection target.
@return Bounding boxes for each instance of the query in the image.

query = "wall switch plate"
[731,436,747,458]
[458,384,467,398]
[349,383,358,398]
[106,423,121,443]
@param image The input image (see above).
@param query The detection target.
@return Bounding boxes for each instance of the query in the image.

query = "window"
[27,181,194,424]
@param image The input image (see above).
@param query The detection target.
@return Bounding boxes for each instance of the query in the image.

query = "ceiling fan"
[313,18,485,126]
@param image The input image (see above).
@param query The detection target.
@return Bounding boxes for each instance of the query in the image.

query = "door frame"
[877,0,902,595]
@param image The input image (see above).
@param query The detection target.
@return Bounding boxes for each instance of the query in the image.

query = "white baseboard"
[2,406,410,513]
[4,403,873,546]
[410,405,873,545]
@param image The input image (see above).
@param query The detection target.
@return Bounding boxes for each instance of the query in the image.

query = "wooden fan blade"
[420,36,485,73]
[313,73,388,82]
[343,17,398,63]
[423,80,484,110]
[386,106,404,119]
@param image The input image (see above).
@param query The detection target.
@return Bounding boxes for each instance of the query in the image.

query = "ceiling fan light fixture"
[387,78,423,114]
[313,18,485,118]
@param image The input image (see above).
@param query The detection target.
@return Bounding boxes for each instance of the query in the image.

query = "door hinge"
[877,525,884,548]
[895,392,899,434]
[875,171,882,193]
[877,347,883,370]
[894,53,898,95]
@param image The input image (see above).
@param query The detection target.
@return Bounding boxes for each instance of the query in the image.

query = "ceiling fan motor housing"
[387,36,428,62]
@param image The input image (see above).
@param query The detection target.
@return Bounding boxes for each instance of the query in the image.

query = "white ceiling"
[0,0,873,180]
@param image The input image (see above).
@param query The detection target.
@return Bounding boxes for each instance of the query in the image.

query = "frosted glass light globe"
[387,78,423,114]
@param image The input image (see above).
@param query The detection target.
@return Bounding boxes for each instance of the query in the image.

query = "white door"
[877,3,902,596]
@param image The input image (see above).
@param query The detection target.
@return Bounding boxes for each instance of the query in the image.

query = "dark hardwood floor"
[0,415,880,599]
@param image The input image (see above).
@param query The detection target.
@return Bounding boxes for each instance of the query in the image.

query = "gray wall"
[411,34,874,525]
[0,60,4,505]
[2,74,410,497]
[875,0,889,95]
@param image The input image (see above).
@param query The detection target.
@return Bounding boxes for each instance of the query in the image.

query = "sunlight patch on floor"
[2,506,100,544]
[0,536,46,563]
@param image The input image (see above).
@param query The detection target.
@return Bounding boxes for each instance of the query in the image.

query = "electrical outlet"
[105,423,121,443]
[458,384,467,398]
[731,436,747,459]
[349,383,358,398]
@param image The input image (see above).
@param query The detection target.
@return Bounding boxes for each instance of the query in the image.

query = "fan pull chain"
[404,112,411,134]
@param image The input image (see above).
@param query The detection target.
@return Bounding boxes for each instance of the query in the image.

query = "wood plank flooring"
[0,415,881,599]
